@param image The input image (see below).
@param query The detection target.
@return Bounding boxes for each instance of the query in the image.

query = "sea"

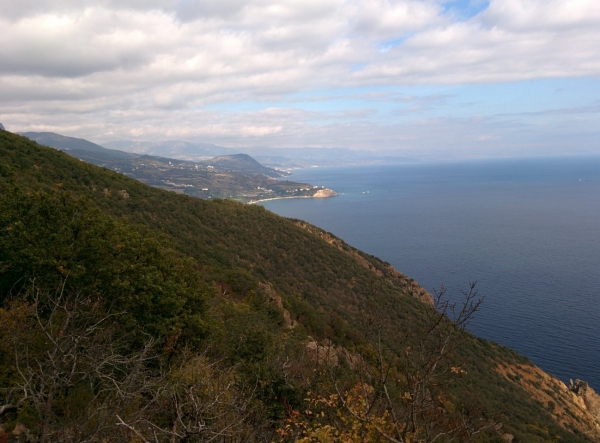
[260,157,600,390]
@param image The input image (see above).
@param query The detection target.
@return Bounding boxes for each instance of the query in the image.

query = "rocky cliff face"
[570,379,600,423]
[496,362,600,440]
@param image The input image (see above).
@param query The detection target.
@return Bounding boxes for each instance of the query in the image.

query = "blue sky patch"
[442,0,489,20]
[378,33,415,53]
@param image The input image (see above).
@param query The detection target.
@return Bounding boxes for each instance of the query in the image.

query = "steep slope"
[1,129,599,442]
[16,132,322,201]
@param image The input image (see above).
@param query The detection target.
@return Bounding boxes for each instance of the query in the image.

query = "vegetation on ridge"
[1,130,598,442]
[19,131,328,202]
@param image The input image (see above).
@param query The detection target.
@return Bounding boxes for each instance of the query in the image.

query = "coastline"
[248,195,325,205]
[248,188,338,204]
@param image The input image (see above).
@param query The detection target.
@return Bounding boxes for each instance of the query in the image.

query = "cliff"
[570,379,600,423]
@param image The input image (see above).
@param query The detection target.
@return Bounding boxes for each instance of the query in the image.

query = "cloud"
[0,0,599,157]
[0,8,173,77]
[482,0,600,31]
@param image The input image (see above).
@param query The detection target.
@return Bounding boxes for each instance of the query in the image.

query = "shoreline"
[247,195,323,205]
[248,188,338,204]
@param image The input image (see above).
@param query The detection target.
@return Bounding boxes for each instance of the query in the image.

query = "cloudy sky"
[1,0,599,159]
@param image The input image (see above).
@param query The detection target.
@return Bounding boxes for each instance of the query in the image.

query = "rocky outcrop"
[305,338,362,368]
[261,282,298,329]
[306,339,340,366]
[312,188,337,198]
[570,379,600,422]
[260,283,364,367]
[496,362,600,440]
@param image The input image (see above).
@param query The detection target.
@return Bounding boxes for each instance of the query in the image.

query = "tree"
[277,282,500,443]
[115,352,259,443]
[0,277,157,442]
[0,188,217,441]
[0,187,213,348]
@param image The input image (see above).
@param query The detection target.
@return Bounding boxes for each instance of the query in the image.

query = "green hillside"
[20,131,138,160]
[1,130,598,442]
[18,132,319,202]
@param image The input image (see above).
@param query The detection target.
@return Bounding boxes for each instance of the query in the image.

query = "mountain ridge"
[103,139,235,159]
[102,138,417,167]
[20,131,138,160]
[18,131,321,201]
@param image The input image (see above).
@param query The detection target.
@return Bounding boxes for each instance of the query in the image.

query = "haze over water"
[261,157,600,389]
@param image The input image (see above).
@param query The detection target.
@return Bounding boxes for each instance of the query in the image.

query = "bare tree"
[1,277,157,442]
[279,282,500,443]
[1,276,270,443]
[115,352,258,443]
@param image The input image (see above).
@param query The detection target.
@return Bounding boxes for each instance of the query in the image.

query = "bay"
[260,157,600,389]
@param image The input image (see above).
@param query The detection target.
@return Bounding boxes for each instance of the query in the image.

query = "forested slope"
[1,130,599,442]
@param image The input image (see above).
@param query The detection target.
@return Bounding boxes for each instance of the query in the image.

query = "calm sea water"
[261,157,600,389]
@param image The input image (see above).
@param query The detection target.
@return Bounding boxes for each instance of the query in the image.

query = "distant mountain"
[0,123,5,131]
[251,155,304,169]
[202,154,288,178]
[19,132,280,177]
[101,139,416,168]
[248,147,420,168]
[15,131,318,201]
[102,140,235,160]
[20,132,138,161]
[250,147,374,161]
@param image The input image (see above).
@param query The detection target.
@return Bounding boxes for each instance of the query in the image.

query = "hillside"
[1,129,600,442]
[20,131,138,160]
[18,132,326,202]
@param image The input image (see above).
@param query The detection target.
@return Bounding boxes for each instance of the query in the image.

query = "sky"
[1,0,599,160]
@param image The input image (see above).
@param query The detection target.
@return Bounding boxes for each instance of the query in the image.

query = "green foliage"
[0,129,596,442]
[0,187,212,345]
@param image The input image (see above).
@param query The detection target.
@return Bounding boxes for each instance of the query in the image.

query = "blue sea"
[260,157,600,389]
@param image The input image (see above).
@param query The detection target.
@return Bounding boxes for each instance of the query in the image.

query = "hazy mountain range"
[103,140,416,168]
[21,132,284,178]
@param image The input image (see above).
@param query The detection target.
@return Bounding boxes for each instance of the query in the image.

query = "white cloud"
[482,0,600,31]
[0,0,599,157]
